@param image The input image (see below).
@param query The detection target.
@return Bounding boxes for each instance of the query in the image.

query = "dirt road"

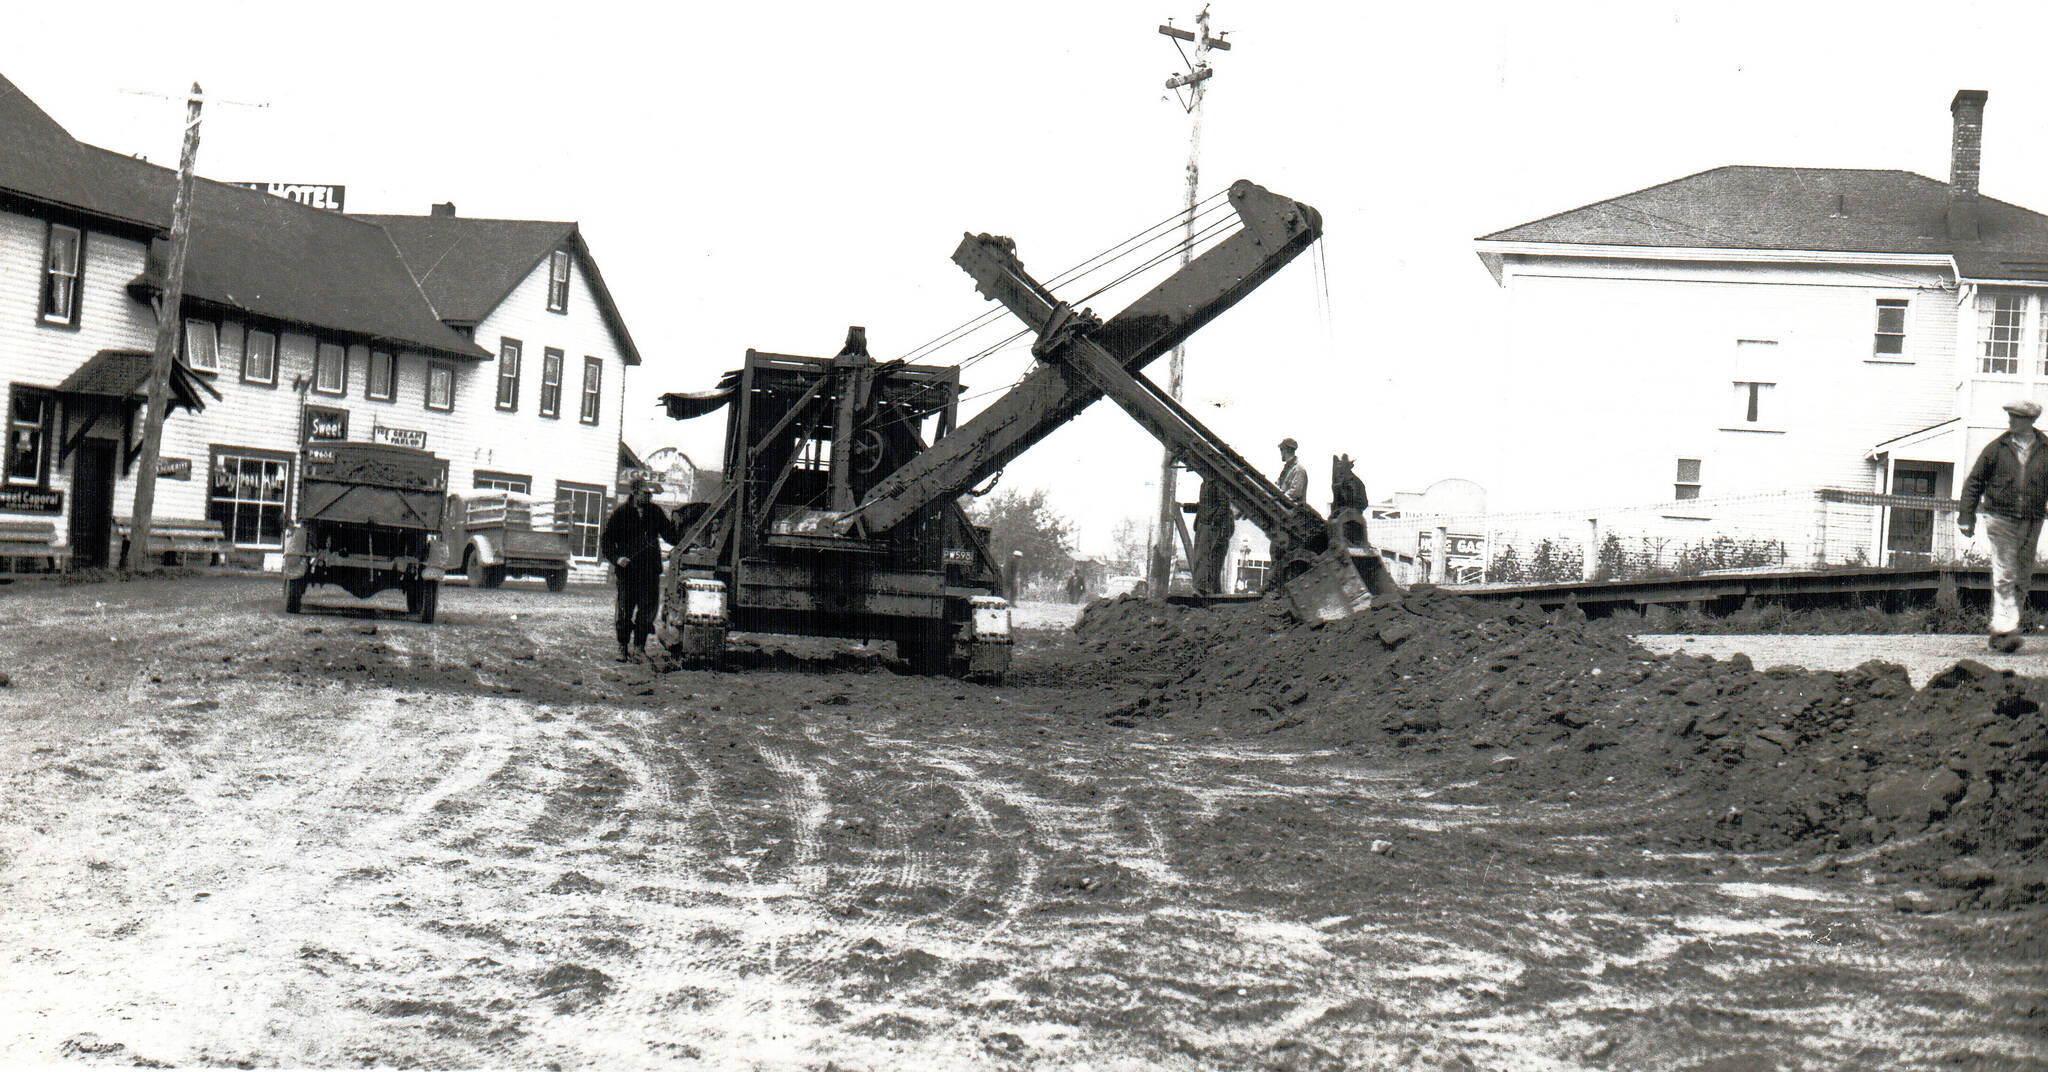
[0,576,2041,1070]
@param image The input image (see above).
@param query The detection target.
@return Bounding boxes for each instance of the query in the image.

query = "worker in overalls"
[600,477,680,662]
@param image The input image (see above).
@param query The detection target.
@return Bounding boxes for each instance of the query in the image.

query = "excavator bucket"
[1282,545,1402,623]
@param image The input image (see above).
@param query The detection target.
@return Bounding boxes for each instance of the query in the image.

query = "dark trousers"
[614,566,661,649]
[1191,526,1232,594]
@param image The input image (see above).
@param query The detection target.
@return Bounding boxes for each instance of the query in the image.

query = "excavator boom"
[842,180,1321,538]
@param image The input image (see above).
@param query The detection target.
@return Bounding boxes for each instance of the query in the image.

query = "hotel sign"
[230,182,346,211]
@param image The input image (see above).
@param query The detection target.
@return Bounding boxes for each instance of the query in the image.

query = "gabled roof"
[1477,165,2048,260]
[1867,417,1961,463]
[0,71,486,361]
[0,73,160,230]
[355,214,642,365]
[88,149,489,361]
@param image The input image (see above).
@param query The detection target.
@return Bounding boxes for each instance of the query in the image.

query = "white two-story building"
[1,73,642,580]
[356,207,642,582]
[1467,89,2048,571]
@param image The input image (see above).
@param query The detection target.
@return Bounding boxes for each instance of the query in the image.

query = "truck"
[282,442,451,622]
[652,180,1398,678]
[445,489,574,592]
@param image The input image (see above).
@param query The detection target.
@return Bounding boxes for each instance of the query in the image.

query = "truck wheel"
[545,570,568,593]
[284,575,307,614]
[417,580,439,623]
[481,564,506,589]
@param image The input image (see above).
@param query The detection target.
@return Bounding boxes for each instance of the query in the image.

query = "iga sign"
[230,182,346,211]
[372,424,428,450]
[157,456,191,480]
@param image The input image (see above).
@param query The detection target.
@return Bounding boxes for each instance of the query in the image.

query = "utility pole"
[1149,7,1230,599]
[127,82,205,570]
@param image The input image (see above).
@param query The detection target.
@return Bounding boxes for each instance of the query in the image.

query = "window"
[314,341,346,394]
[426,362,454,411]
[539,348,564,418]
[580,357,603,424]
[1674,458,1701,500]
[1873,299,1908,358]
[496,338,522,411]
[1733,381,1775,425]
[6,389,56,486]
[547,250,571,313]
[474,471,532,494]
[2040,303,2048,377]
[216,321,244,375]
[555,482,605,558]
[243,330,277,385]
[1893,467,1939,497]
[39,223,82,325]
[1980,293,2025,375]
[208,450,292,547]
[183,320,220,373]
[366,351,396,401]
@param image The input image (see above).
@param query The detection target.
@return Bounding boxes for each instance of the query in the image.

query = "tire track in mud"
[0,691,568,1069]
[10,580,2045,1070]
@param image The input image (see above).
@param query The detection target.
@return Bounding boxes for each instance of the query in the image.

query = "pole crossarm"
[839,180,1321,538]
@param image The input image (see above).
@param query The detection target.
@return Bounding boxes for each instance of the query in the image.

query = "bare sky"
[7,0,2047,554]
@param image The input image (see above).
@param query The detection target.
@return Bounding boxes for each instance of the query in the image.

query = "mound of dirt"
[1055,590,2048,909]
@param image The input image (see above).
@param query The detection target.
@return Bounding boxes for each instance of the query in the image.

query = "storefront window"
[208,451,291,547]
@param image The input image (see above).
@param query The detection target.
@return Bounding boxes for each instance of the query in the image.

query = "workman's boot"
[616,625,635,662]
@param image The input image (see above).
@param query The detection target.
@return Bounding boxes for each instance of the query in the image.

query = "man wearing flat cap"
[1960,399,2048,652]
[600,477,681,662]
[1269,438,1309,568]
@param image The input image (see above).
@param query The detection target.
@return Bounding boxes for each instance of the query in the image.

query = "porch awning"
[57,350,222,413]
[1866,418,1960,463]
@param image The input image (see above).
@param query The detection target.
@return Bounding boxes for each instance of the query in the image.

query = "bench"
[0,519,68,573]
[114,517,232,567]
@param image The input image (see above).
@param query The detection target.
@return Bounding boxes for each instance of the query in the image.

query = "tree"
[1594,533,1628,582]
[1488,545,1525,584]
[970,488,1077,588]
[1107,515,1152,576]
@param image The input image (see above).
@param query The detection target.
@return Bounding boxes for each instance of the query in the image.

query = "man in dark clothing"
[600,478,681,661]
[1189,473,1236,596]
[1960,398,2048,652]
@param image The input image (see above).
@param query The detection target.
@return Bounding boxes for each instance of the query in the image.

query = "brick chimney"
[1948,90,1987,242]
[431,202,458,218]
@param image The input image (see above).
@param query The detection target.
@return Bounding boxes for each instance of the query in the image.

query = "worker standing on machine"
[601,477,681,662]
[1269,437,1309,567]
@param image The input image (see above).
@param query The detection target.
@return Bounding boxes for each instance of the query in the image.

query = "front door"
[1885,464,1944,566]
[69,439,116,569]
